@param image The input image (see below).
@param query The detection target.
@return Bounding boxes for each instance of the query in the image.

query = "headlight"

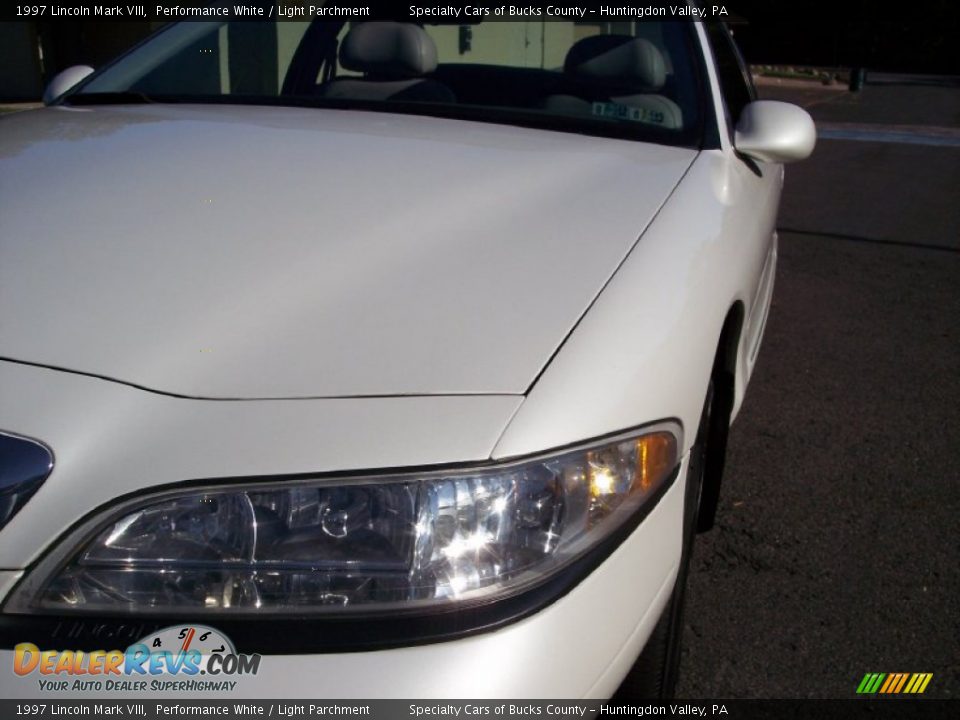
[10,425,678,615]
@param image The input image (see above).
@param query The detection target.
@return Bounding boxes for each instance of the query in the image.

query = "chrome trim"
[0,431,55,532]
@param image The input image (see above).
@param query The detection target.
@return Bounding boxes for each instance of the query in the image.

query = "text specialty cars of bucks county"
[0,8,814,699]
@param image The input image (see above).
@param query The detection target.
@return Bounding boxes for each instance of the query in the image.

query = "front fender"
[493,149,780,460]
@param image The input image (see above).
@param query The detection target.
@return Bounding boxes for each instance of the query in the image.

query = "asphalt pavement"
[675,77,960,699]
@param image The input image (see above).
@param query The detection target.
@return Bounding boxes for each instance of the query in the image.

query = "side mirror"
[43,65,95,105]
[734,100,816,164]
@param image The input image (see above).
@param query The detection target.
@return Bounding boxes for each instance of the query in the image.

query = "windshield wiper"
[65,92,158,106]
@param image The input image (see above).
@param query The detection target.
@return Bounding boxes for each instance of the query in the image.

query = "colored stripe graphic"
[879,674,895,693]
[888,673,908,693]
[858,672,932,694]
[856,673,885,694]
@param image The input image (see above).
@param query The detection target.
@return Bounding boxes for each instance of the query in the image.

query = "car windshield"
[72,17,705,147]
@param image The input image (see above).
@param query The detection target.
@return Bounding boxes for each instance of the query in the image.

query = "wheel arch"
[696,300,744,533]
[716,301,745,386]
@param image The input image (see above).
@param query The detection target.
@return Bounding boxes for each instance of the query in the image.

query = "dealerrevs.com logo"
[13,625,260,692]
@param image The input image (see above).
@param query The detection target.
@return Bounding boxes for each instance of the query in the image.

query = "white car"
[0,17,813,700]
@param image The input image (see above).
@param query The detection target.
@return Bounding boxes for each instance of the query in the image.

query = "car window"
[81,22,311,97]
[77,18,705,148]
[703,22,756,130]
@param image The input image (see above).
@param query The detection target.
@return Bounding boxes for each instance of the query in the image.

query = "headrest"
[564,36,667,90]
[339,22,438,78]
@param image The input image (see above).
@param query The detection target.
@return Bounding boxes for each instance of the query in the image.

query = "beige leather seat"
[318,22,455,103]
[545,35,682,129]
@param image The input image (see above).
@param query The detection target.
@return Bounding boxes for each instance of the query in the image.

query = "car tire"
[696,365,734,533]
[612,378,718,700]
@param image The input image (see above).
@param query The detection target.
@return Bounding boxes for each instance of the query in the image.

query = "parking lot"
[677,77,960,698]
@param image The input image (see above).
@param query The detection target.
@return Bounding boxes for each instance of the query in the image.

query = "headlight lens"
[25,426,678,615]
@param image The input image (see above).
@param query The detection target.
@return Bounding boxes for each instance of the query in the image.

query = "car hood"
[0,104,695,398]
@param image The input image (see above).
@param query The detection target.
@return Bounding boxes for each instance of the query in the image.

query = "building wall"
[0,23,44,101]
[0,21,162,102]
